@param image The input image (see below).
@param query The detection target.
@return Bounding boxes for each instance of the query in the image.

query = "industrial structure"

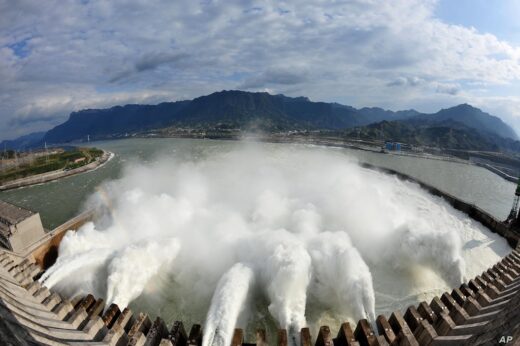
[507,177,520,225]
[384,142,401,152]
[0,167,520,345]
[0,200,46,253]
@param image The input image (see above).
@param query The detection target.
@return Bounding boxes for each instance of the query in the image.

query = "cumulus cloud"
[435,82,461,95]
[387,76,425,87]
[0,0,520,139]
[240,68,309,89]
[110,52,190,83]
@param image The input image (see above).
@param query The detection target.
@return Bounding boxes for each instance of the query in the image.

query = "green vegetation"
[0,147,103,184]
[344,119,520,152]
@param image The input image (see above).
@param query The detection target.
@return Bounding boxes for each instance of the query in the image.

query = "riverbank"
[139,131,508,180]
[0,150,113,191]
[474,162,518,183]
[134,131,473,165]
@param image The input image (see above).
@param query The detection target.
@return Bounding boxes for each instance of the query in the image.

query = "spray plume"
[203,263,254,346]
[308,231,375,322]
[106,238,180,307]
[41,143,509,334]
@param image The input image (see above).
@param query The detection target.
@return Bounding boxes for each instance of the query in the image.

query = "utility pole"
[45,142,49,164]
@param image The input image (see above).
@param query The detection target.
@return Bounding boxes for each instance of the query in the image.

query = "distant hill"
[0,132,46,150]
[42,101,190,143]
[346,118,520,152]
[2,90,518,153]
[415,104,518,140]
[41,90,419,144]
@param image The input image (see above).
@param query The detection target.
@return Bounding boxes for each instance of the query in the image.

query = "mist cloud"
[40,143,509,343]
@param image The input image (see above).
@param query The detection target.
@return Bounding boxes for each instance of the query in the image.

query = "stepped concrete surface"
[0,243,519,345]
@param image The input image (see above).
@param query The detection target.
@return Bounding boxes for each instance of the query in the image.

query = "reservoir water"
[0,138,515,229]
[1,138,514,341]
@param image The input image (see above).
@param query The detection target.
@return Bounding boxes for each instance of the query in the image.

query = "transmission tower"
[507,177,520,223]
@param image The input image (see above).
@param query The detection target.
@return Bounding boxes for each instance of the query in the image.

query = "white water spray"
[106,238,181,307]
[257,233,311,332]
[40,248,113,289]
[308,231,375,322]
[203,263,254,346]
[42,143,510,332]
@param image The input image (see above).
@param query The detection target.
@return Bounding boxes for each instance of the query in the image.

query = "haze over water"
[15,138,509,344]
[0,138,515,228]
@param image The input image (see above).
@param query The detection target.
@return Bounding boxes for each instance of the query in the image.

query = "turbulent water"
[40,142,510,345]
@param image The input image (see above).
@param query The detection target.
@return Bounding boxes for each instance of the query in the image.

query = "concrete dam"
[1,168,520,345]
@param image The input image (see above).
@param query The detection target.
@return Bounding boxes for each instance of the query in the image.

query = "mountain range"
[1,131,46,151]
[1,90,518,152]
[346,118,520,152]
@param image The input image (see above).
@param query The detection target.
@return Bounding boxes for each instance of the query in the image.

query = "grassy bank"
[0,148,103,184]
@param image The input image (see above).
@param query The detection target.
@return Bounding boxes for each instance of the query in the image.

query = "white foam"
[42,144,510,332]
[203,263,254,346]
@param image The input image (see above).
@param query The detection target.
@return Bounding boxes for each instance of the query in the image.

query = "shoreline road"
[0,150,114,192]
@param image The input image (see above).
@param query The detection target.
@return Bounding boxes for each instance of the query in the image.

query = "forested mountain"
[346,118,520,152]
[0,132,46,150]
[3,90,518,153]
[42,90,419,143]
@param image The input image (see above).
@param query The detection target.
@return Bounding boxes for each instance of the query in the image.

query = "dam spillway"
[0,240,519,345]
[37,144,514,325]
[0,165,519,344]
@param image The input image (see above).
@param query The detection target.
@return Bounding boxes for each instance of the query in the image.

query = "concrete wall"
[8,214,46,254]
[30,210,94,269]
[474,162,518,183]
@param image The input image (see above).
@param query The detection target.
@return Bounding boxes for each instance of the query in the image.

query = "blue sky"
[436,0,520,45]
[1,0,520,140]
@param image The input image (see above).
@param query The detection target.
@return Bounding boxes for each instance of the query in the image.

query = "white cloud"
[435,82,461,96]
[0,0,520,139]
[387,76,425,87]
